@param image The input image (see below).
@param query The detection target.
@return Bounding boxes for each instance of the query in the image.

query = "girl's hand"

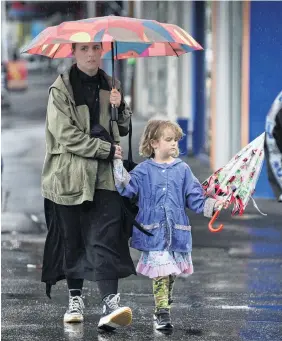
[114,145,123,160]
[214,199,229,211]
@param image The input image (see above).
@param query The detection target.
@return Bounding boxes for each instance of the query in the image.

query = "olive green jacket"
[41,68,132,205]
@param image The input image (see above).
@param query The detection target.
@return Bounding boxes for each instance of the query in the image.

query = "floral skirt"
[136,250,194,279]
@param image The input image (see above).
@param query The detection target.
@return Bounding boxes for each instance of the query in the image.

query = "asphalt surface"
[1,72,282,341]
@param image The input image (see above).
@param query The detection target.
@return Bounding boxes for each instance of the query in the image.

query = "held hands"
[114,145,123,160]
[110,88,121,108]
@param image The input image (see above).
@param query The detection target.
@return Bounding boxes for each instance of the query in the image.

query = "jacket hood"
[49,66,75,104]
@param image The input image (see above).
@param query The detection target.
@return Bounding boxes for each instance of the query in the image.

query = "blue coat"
[115,158,214,252]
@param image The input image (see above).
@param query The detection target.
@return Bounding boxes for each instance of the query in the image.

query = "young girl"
[113,120,221,330]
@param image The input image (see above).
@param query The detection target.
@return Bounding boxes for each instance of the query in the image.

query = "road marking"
[220,305,252,310]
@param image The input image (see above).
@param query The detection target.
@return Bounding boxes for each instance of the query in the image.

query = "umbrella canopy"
[21,15,203,122]
[20,15,203,59]
[202,133,266,232]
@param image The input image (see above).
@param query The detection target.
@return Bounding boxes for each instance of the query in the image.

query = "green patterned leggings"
[153,275,176,312]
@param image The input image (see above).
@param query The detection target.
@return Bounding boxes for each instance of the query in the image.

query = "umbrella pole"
[111,41,118,121]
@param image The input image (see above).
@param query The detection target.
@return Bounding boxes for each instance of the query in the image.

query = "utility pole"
[128,1,135,112]
[87,1,96,18]
[1,0,9,62]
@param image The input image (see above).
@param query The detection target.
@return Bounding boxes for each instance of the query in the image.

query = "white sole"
[64,313,84,323]
[153,314,173,330]
[155,322,174,330]
[98,307,132,329]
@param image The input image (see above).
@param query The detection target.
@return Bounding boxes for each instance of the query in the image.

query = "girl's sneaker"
[63,296,85,323]
[98,293,132,331]
[154,308,173,330]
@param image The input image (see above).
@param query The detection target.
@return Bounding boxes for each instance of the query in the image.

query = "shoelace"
[157,312,171,324]
[69,296,85,313]
[105,293,120,310]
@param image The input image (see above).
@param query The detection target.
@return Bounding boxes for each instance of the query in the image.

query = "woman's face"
[73,43,102,74]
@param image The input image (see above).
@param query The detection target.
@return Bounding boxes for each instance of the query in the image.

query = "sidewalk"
[1,73,53,235]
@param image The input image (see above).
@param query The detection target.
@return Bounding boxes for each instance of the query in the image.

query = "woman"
[41,42,135,331]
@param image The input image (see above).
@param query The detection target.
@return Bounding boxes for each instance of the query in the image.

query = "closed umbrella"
[202,133,266,233]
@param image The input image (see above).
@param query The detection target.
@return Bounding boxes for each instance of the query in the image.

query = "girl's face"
[151,128,178,159]
[73,43,102,74]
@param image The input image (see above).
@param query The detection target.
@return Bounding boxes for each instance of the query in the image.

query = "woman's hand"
[114,145,123,159]
[110,88,121,108]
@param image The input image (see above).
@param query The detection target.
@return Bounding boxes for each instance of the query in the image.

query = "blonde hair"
[139,119,184,158]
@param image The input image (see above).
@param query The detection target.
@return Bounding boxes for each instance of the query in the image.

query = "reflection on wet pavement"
[64,323,84,340]
[2,218,282,341]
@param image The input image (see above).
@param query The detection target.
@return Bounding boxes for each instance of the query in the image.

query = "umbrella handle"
[110,42,119,121]
[208,210,224,233]
[111,105,118,121]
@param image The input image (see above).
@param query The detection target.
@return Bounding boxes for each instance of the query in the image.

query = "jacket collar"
[49,64,112,105]
[74,65,111,91]
[76,66,99,84]
[146,158,183,168]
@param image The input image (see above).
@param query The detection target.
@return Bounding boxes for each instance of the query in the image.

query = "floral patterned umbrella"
[202,133,266,233]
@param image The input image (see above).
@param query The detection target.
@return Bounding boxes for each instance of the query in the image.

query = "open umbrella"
[202,133,266,233]
[21,15,203,120]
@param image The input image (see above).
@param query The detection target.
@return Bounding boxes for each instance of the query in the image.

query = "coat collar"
[146,158,183,168]
[76,66,99,84]
[74,65,111,91]
[49,64,115,105]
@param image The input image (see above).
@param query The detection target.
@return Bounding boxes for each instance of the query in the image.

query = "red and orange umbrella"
[21,15,202,59]
[21,15,203,119]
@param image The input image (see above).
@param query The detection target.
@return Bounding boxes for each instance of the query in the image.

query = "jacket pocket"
[132,223,166,250]
[53,153,83,196]
[171,225,192,252]
[143,223,160,230]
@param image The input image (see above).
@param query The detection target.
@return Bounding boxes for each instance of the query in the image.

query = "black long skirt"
[41,190,136,298]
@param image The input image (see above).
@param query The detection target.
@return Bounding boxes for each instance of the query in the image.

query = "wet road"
[2,221,282,341]
[1,74,282,341]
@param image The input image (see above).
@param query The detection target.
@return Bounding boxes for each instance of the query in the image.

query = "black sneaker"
[98,294,132,331]
[63,296,85,323]
[154,308,173,330]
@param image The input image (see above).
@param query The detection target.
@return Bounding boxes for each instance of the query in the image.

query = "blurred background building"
[1,1,282,198]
